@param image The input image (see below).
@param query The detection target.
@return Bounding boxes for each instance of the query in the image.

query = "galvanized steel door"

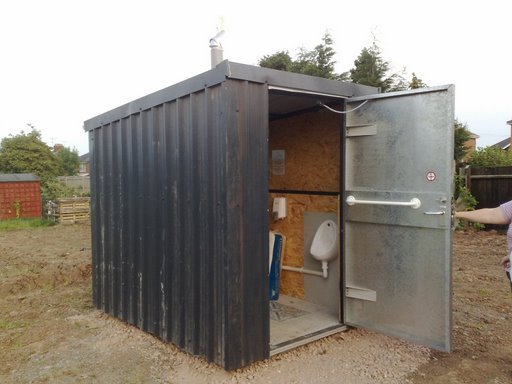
[344,86,454,351]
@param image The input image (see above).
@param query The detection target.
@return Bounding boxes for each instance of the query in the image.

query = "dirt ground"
[1,224,512,384]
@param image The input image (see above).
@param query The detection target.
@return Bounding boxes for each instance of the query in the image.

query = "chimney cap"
[209,30,225,48]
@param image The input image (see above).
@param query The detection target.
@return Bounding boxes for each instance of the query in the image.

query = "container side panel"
[156,104,168,341]
[90,129,101,309]
[166,89,228,361]
[154,107,164,337]
[224,80,269,369]
[93,125,109,313]
[205,86,228,365]
[242,82,270,364]
[103,124,112,315]
[144,108,161,336]
[179,96,196,350]
[109,120,120,319]
[188,92,203,354]
[89,80,267,370]
[164,100,184,346]
[198,88,214,360]
[126,115,138,325]
[118,118,129,322]
[135,114,145,329]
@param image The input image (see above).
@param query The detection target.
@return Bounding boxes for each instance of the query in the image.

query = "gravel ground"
[1,224,511,383]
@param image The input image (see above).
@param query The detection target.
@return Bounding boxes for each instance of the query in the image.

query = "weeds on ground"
[0,319,29,331]
[0,218,55,231]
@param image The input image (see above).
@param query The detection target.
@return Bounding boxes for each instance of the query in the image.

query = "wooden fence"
[460,166,512,231]
[461,166,512,208]
[55,197,90,224]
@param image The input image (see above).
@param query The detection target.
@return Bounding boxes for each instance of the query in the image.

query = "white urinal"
[310,220,338,278]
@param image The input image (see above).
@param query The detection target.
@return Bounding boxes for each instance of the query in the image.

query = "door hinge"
[346,285,377,302]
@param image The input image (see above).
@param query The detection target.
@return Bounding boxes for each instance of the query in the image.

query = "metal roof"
[83,60,378,131]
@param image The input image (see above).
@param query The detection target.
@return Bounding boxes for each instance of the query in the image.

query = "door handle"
[346,195,421,209]
[423,211,445,215]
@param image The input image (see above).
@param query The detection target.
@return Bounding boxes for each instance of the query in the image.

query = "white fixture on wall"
[310,220,339,278]
[281,219,339,279]
[272,197,287,220]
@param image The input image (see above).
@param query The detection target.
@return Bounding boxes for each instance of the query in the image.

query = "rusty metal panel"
[88,78,269,369]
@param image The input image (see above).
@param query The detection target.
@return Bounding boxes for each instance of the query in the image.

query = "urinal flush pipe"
[281,261,329,279]
[321,261,328,279]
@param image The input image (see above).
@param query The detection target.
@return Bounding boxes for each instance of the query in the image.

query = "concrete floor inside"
[269,294,346,355]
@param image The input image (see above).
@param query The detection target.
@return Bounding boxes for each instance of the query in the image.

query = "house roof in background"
[491,137,510,150]
[0,173,40,182]
[79,153,90,162]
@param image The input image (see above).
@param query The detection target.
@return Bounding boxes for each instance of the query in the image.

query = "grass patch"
[0,218,55,231]
[0,264,43,278]
[0,319,29,331]
[43,284,56,294]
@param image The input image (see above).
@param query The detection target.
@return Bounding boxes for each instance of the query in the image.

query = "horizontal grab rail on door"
[345,195,422,209]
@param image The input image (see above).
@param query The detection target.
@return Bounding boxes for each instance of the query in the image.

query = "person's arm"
[455,207,509,224]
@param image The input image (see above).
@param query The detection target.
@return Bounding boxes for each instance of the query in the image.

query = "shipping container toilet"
[85,61,454,370]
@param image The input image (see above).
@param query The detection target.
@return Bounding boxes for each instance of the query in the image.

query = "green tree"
[290,33,338,79]
[454,120,472,163]
[259,32,348,80]
[258,34,466,169]
[453,120,479,216]
[0,129,60,183]
[349,41,399,92]
[409,72,427,89]
[387,67,408,92]
[468,146,512,166]
[56,146,80,176]
[0,129,76,201]
[259,50,293,72]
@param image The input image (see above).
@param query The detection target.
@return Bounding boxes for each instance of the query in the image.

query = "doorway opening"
[267,88,347,354]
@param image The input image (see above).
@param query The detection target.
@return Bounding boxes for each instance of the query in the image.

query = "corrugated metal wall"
[89,79,269,369]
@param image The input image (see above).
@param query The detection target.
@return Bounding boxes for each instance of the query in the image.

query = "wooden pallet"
[56,197,90,224]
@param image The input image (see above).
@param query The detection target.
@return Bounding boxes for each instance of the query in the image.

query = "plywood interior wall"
[269,194,338,298]
[268,108,340,299]
[269,109,340,192]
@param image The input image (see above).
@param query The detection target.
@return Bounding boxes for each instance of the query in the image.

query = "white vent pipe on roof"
[209,30,225,68]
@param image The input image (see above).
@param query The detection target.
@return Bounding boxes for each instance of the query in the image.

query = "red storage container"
[0,174,42,219]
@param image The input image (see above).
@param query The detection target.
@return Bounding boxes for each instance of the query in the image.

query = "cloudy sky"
[1,0,510,155]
